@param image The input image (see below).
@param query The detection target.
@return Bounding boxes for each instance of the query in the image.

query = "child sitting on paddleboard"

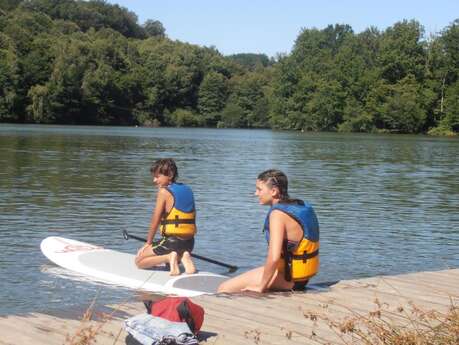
[135,158,197,275]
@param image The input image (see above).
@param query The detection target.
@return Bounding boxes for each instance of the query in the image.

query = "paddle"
[122,230,238,273]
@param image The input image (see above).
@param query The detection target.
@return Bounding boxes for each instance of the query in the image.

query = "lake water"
[0,124,458,316]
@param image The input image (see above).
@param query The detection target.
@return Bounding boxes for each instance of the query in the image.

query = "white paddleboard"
[40,236,228,297]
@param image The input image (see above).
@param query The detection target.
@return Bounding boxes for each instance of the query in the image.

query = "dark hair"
[150,158,178,182]
[257,169,291,202]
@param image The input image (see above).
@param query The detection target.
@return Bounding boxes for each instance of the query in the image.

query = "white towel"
[125,313,199,345]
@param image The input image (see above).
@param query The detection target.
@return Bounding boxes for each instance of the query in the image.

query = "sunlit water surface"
[0,124,458,315]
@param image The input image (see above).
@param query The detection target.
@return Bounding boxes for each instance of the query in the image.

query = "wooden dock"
[1,268,458,345]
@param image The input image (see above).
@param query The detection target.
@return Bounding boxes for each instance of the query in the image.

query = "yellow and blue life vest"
[161,183,197,237]
[264,200,319,282]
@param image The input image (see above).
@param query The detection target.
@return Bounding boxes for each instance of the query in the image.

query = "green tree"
[302,79,346,131]
[20,34,56,92]
[130,38,169,125]
[226,53,271,71]
[228,72,270,127]
[81,63,117,123]
[378,20,426,83]
[2,1,457,134]
[143,19,165,38]
[429,19,459,132]
[0,33,18,121]
[0,0,22,11]
[21,0,146,38]
[339,98,375,133]
[197,71,228,116]
[438,81,459,132]
[292,24,353,75]
[165,108,203,127]
[369,76,427,133]
[30,36,91,123]
[269,55,300,128]
[440,19,459,75]
[219,98,245,128]
[251,96,270,128]
[26,84,54,122]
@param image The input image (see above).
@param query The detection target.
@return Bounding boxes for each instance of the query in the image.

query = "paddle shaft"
[123,230,238,273]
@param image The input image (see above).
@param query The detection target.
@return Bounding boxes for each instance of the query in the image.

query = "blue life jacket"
[264,200,319,242]
[264,200,320,282]
[161,183,196,237]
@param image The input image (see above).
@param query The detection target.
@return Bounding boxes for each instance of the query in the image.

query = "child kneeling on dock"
[135,158,197,275]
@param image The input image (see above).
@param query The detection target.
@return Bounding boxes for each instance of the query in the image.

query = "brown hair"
[150,158,178,182]
[257,169,291,202]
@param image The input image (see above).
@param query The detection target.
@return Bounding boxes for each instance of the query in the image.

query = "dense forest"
[1,0,458,135]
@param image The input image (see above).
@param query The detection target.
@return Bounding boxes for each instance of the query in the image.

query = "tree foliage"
[0,1,458,135]
[226,53,272,71]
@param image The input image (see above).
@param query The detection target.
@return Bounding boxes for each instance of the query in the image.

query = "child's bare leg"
[217,266,293,293]
[136,246,169,269]
[136,254,169,269]
[169,251,180,276]
[217,266,263,293]
[181,251,196,274]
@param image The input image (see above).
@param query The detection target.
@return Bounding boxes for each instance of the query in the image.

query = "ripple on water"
[0,125,458,315]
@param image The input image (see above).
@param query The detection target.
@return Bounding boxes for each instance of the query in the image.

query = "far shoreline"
[1,122,457,138]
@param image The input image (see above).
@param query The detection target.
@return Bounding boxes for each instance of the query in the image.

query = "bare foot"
[168,251,180,276]
[182,251,196,274]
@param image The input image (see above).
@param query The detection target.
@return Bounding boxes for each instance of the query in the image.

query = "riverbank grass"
[308,299,458,345]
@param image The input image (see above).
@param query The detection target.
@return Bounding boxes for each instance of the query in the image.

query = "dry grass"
[64,295,124,345]
[65,297,459,345]
[307,299,459,345]
[61,275,459,345]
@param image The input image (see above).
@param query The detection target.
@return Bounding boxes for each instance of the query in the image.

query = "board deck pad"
[172,274,227,292]
[40,236,228,296]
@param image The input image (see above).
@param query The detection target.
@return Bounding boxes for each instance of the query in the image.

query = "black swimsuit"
[152,236,194,256]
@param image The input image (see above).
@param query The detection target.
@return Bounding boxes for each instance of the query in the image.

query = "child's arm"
[146,188,168,244]
[243,210,285,293]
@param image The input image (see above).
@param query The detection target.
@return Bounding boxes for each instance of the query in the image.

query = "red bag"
[146,297,204,334]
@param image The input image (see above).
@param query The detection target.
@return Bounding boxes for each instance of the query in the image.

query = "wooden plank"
[198,295,370,344]
[385,275,459,294]
[199,304,337,345]
[1,269,457,345]
[311,282,455,308]
[0,317,64,345]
